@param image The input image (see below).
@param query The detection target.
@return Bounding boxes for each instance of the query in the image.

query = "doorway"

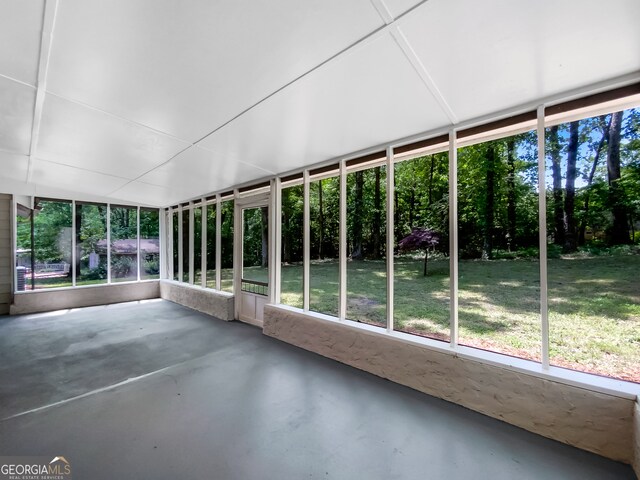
[237,199,269,325]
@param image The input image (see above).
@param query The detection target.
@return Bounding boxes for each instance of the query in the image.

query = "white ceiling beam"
[26,0,58,184]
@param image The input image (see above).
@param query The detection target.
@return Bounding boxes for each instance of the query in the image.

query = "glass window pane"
[546,107,640,382]
[394,152,450,341]
[281,184,303,308]
[346,166,387,327]
[310,177,340,316]
[140,208,160,280]
[206,203,217,288]
[76,203,108,285]
[220,200,234,293]
[110,206,138,282]
[16,200,73,290]
[182,209,189,283]
[242,207,268,290]
[194,206,202,284]
[457,131,540,360]
[172,211,179,281]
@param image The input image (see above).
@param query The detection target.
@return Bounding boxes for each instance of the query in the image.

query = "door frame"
[234,192,270,326]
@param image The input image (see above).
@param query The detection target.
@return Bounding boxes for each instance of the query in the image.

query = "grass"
[277,253,640,383]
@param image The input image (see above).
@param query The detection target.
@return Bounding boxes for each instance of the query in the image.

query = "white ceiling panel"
[0,0,44,86]
[46,0,384,142]
[199,32,450,175]
[130,146,273,203]
[30,159,129,197]
[0,151,29,183]
[107,181,174,207]
[0,77,36,155]
[36,94,191,179]
[399,0,640,122]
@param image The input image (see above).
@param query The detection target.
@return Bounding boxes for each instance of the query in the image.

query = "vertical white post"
[233,190,241,319]
[386,147,394,333]
[538,105,550,368]
[178,208,183,283]
[72,201,77,287]
[167,209,173,281]
[159,209,167,280]
[216,195,222,291]
[272,178,282,304]
[188,203,195,285]
[11,199,16,293]
[106,204,111,284]
[201,199,207,288]
[136,206,141,282]
[303,170,310,312]
[449,130,459,348]
[339,160,347,321]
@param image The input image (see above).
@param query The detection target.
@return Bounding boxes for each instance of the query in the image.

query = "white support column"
[188,203,195,284]
[386,146,394,333]
[72,201,77,287]
[233,190,241,319]
[136,206,141,282]
[216,195,222,291]
[167,209,173,281]
[339,160,347,321]
[159,209,167,280]
[271,178,282,304]
[303,170,310,312]
[449,130,459,348]
[178,208,184,283]
[106,204,111,284]
[201,199,207,288]
[537,105,550,369]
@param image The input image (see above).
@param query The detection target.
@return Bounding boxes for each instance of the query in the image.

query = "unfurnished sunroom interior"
[1,0,640,479]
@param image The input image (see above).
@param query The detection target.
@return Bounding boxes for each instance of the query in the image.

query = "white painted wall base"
[11,281,160,315]
[263,304,637,465]
[159,280,234,321]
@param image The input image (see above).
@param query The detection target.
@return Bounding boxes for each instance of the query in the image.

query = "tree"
[563,121,579,253]
[482,144,496,260]
[506,137,517,251]
[351,170,364,260]
[372,166,382,259]
[549,125,565,246]
[606,110,630,245]
[398,228,440,276]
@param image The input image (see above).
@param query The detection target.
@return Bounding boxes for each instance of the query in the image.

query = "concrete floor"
[0,300,636,479]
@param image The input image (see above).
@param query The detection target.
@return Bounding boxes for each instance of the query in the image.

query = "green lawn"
[278,253,640,383]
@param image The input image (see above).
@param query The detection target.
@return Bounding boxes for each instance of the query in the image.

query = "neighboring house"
[96,238,160,261]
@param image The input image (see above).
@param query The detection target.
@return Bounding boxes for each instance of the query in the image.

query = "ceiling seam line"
[34,157,132,181]
[0,73,36,89]
[369,0,394,24]
[44,90,195,146]
[189,0,433,148]
[26,0,59,185]
[390,24,458,124]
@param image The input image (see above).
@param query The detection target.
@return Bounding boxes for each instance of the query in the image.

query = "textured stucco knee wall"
[10,281,160,315]
[264,305,635,464]
[159,280,234,321]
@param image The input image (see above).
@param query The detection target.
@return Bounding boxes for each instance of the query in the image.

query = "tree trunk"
[549,126,565,246]
[352,171,364,260]
[606,110,630,245]
[428,156,435,206]
[578,115,609,245]
[282,189,291,263]
[261,206,268,268]
[318,180,324,259]
[423,250,428,276]
[563,121,579,253]
[408,189,415,231]
[482,144,496,260]
[506,137,517,251]
[372,167,382,259]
